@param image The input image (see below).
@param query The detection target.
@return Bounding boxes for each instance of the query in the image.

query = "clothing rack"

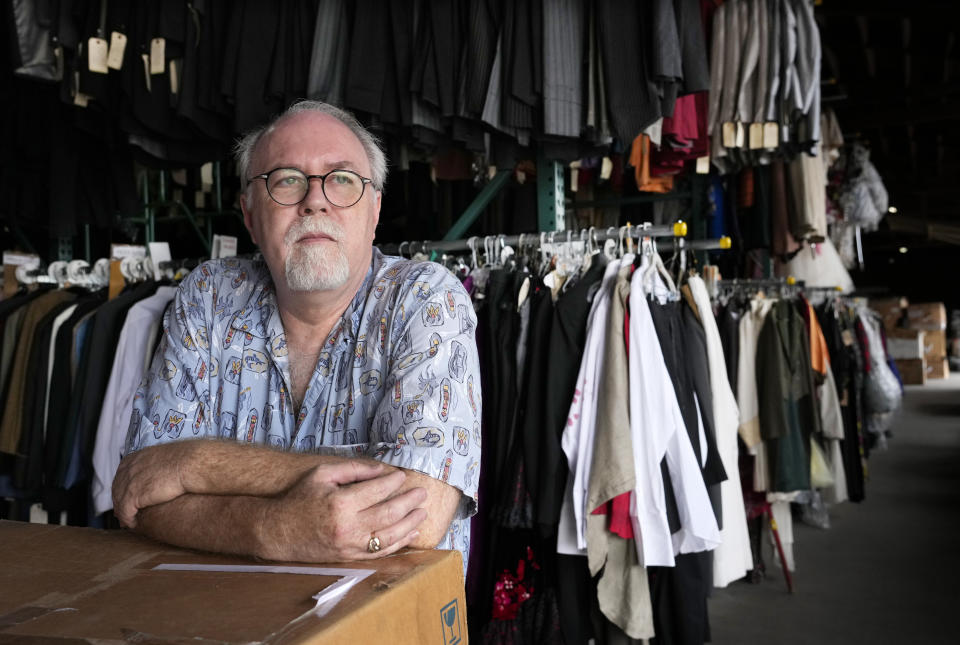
[383,221,691,257]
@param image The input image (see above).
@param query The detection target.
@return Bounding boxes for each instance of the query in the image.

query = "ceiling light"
[888,206,898,213]
[899,247,908,254]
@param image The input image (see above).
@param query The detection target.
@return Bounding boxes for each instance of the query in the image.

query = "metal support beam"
[537,156,565,232]
[441,170,511,241]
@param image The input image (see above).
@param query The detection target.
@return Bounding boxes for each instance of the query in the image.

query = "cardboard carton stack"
[872,297,949,384]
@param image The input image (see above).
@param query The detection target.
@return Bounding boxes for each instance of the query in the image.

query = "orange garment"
[808,302,831,375]
[630,134,674,193]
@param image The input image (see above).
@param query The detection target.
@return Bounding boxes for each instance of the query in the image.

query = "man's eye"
[332,173,355,185]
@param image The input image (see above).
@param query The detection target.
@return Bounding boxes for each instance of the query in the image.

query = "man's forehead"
[256,112,368,170]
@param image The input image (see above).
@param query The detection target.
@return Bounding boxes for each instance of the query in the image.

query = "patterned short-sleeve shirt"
[124,248,482,568]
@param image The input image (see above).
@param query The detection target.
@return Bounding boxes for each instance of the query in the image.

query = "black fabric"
[649,551,713,645]
[534,257,607,535]
[57,281,155,487]
[717,303,741,394]
[675,0,710,94]
[14,298,80,491]
[597,0,661,142]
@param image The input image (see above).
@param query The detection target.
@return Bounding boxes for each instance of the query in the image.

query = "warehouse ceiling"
[818,1,960,243]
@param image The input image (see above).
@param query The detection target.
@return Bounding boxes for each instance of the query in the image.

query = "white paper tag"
[3,252,40,267]
[200,162,214,190]
[110,244,147,260]
[107,31,127,70]
[748,123,764,149]
[763,122,779,148]
[148,242,172,280]
[735,122,745,148]
[722,122,736,147]
[600,156,613,180]
[169,59,179,94]
[695,156,710,174]
[88,37,109,73]
[195,190,206,209]
[150,37,165,74]
[213,235,237,259]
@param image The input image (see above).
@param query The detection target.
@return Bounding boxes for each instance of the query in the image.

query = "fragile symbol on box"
[440,599,461,645]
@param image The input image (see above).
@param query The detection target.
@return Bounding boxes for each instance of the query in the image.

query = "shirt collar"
[230,248,383,345]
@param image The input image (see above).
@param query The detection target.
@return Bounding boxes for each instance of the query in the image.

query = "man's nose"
[298,177,330,216]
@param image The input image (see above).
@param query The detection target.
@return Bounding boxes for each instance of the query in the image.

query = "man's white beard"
[283,219,350,291]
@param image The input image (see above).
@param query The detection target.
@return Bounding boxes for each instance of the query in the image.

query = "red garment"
[651,92,709,176]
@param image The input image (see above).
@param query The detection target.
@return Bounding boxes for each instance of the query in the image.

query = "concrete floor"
[709,374,960,645]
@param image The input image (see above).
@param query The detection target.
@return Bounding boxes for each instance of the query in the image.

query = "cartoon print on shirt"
[427,332,441,358]
[391,304,405,341]
[268,434,285,449]
[224,356,242,384]
[395,427,408,456]
[441,449,454,482]
[354,335,367,366]
[439,378,452,421]
[244,409,259,442]
[413,426,444,447]
[445,291,457,317]
[220,412,237,439]
[160,359,177,381]
[359,369,381,395]
[271,334,288,358]
[262,404,273,434]
[467,374,477,417]
[195,326,210,350]
[181,329,196,351]
[454,426,469,456]
[449,341,467,382]
[402,399,424,424]
[162,409,186,439]
[298,435,315,452]
[422,301,444,326]
[412,281,431,302]
[457,305,474,337]
[175,373,196,401]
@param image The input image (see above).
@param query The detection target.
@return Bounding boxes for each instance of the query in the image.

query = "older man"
[112,101,481,569]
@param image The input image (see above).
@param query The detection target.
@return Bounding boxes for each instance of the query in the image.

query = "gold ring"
[367,534,382,553]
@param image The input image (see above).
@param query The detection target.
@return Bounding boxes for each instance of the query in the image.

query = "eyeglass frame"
[246,167,375,208]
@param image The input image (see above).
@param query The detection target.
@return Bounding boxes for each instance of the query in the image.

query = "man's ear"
[240,190,259,245]
[370,191,382,240]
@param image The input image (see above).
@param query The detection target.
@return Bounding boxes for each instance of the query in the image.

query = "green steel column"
[537,155,565,232]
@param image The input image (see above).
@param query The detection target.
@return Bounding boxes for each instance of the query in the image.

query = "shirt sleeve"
[123,274,216,456]
[368,266,482,520]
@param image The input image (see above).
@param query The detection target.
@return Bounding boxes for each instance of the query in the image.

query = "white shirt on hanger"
[628,262,719,567]
[91,286,177,515]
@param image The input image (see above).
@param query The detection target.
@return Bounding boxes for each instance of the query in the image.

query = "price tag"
[735,122,745,148]
[763,122,779,148]
[88,36,109,73]
[748,123,764,149]
[195,190,206,209]
[218,235,237,258]
[148,242,172,281]
[695,155,710,174]
[600,156,613,180]
[107,31,127,70]
[150,37,165,74]
[722,122,736,148]
[110,244,147,260]
[200,162,214,190]
[3,252,40,267]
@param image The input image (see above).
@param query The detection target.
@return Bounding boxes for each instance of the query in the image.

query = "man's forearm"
[135,493,270,559]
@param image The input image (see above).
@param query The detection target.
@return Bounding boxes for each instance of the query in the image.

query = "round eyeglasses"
[247,167,373,208]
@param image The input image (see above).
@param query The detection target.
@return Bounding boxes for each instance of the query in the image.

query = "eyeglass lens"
[266,168,365,207]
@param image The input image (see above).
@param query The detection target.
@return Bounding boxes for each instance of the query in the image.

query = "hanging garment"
[626,263,720,568]
[688,277,753,588]
[91,286,178,515]
[755,299,819,493]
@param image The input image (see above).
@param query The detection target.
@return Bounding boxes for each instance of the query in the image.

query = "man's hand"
[113,443,192,528]
[258,461,428,562]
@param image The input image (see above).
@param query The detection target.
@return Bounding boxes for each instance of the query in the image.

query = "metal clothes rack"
[382,220,692,257]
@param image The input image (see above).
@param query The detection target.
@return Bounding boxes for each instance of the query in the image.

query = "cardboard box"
[921,329,947,361]
[894,358,927,385]
[906,302,947,331]
[870,297,908,330]
[0,521,467,644]
[927,357,950,379]
[885,329,925,360]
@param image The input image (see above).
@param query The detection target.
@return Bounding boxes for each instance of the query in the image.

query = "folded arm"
[114,439,461,562]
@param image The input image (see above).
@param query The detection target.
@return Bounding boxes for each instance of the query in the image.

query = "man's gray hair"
[234,100,388,193]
